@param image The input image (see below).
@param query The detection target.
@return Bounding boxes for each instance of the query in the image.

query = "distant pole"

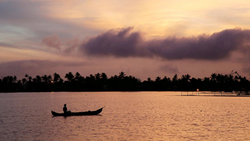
[197,89,199,96]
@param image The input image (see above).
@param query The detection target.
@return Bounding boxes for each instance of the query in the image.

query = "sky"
[1,0,250,80]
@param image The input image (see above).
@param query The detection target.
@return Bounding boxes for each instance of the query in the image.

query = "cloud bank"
[80,28,250,60]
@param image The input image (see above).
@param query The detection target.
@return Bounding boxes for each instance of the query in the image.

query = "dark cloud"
[80,28,250,60]
[0,60,84,78]
[80,27,150,57]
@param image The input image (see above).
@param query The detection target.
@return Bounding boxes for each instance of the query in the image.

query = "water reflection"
[0,92,250,140]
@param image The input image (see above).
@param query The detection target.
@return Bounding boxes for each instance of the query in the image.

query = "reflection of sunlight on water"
[0,92,250,140]
[51,92,54,99]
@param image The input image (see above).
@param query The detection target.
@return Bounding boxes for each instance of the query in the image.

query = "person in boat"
[63,104,67,113]
[63,104,71,114]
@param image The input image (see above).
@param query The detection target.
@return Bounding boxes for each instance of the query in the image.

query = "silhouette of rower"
[63,104,67,113]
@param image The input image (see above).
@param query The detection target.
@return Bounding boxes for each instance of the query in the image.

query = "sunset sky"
[1,0,250,80]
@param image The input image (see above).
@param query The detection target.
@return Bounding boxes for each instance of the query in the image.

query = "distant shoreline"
[0,90,249,95]
[1,72,249,93]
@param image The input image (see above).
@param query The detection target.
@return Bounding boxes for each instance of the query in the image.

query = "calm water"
[0,92,250,141]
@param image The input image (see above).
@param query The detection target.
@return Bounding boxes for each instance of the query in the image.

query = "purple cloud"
[80,27,150,57]
[79,28,250,60]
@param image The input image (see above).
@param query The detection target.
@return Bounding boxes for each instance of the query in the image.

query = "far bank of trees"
[0,71,249,92]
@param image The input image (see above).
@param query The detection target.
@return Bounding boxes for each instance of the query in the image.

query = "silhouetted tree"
[65,72,74,82]
[119,72,125,79]
[53,73,61,83]
[0,71,249,93]
[36,75,42,83]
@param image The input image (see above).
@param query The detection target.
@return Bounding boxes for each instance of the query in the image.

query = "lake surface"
[0,92,250,141]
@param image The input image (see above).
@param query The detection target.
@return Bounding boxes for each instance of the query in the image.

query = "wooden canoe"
[51,107,103,116]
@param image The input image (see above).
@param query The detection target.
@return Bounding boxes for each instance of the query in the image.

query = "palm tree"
[28,76,32,82]
[48,75,52,83]
[42,75,48,83]
[24,74,31,83]
[65,72,74,82]
[95,73,101,80]
[36,75,42,83]
[155,76,161,82]
[147,77,152,82]
[101,73,108,80]
[185,74,191,80]
[75,72,80,77]
[74,72,81,81]
[22,78,27,84]
[13,76,17,83]
[119,72,125,79]
[53,73,61,82]
[172,74,178,82]
[211,73,217,82]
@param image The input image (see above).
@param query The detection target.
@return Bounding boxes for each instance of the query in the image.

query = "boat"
[51,107,104,116]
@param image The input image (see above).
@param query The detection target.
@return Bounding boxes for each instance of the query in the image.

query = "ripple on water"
[0,92,250,140]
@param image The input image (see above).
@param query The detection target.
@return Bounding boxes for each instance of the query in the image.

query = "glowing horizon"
[1,0,250,80]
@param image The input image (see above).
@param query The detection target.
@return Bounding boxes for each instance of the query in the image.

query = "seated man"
[63,104,67,113]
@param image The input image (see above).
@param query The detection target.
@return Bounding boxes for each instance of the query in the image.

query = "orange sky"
[0,0,250,80]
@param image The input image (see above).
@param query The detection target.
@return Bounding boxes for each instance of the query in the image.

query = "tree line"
[0,71,249,92]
